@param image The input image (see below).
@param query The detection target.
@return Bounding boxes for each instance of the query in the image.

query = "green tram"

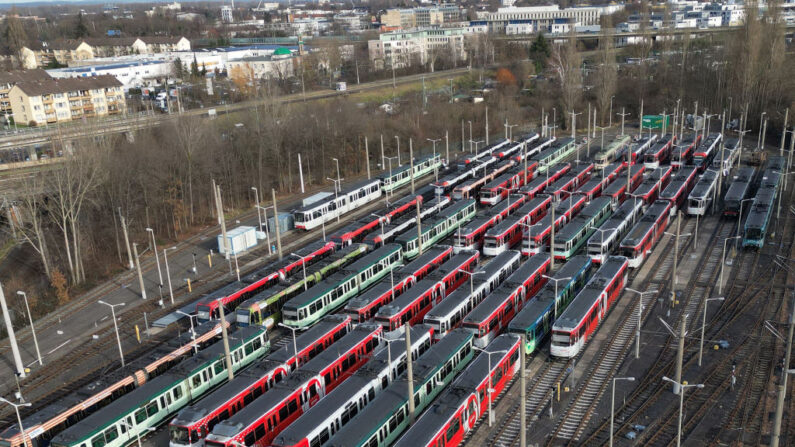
[326,329,475,447]
[396,199,477,260]
[50,326,268,447]
[281,244,403,328]
[532,137,578,174]
[551,197,613,260]
[508,256,593,354]
[594,135,632,169]
[381,153,443,194]
[235,244,369,329]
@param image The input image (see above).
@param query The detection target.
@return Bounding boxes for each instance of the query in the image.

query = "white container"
[217,226,257,255]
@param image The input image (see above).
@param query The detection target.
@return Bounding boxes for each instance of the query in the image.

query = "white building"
[221,5,234,23]
[481,5,623,33]
[368,27,473,69]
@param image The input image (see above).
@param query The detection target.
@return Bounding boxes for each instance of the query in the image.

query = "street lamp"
[291,253,310,291]
[375,332,403,379]
[251,187,262,232]
[609,96,615,127]
[662,377,704,447]
[626,288,658,359]
[331,158,341,192]
[98,300,126,367]
[15,291,42,366]
[394,136,401,165]
[609,376,635,447]
[457,268,485,298]
[467,121,473,152]
[698,296,724,367]
[0,397,31,447]
[721,236,742,294]
[542,275,572,316]
[327,177,345,222]
[279,322,301,367]
[471,347,508,427]
[145,228,163,288]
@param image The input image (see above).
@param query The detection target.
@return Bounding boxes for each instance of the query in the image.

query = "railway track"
[575,172,794,446]
[543,212,723,446]
[0,168,445,426]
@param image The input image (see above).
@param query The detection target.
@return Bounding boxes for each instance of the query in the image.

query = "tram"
[507,256,593,354]
[619,200,672,268]
[686,169,719,216]
[550,256,629,358]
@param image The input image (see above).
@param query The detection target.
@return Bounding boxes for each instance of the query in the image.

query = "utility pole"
[445,130,450,162]
[569,110,581,140]
[215,185,229,260]
[381,134,385,170]
[272,189,282,260]
[218,301,234,381]
[409,139,415,195]
[638,100,644,139]
[405,323,415,424]
[587,103,591,143]
[716,112,726,212]
[132,242,146,300]
[298,153,305,193]
[520,334,527,447]
[462,119,465,152]
[550,203,556,270]
[416,201,423,256]
[485,106,489,144]
[672,211,681,308]
[0,283,25,378]
[365,137,370,180]
[118,208,134,270]
[771,292,794,447]
[673,314,687,394]
[618,108,631,136]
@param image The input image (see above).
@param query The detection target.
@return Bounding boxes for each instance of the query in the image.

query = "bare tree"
[595,22,618,126]
[550,28,582,128]
[8,176,52,279]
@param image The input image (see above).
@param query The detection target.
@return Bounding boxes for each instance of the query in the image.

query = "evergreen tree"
[74,12,89,38]
[190,55,199,78]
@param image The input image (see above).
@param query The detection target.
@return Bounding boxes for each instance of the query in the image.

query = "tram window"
[105,427,118,443]
[254,424,265,439]
[146,402,158,417]
[134,409,147,424]
[244,433,255,446]
[91,435,105,447]
[173,386,183,400]
[288,399,298,414]
[447,417,460,442]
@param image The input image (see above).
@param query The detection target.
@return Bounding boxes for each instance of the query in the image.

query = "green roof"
[273,47,291,55]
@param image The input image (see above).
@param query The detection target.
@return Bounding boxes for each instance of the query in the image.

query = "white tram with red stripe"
[619,200,672,268]
[550,256,629,358]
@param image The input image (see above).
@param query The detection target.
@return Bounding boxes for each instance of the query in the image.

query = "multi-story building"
[381,5,460,29]
[368,27,478,69]
[8,75,125,126]
[0,69,51,120]
[481,5,623,33]
[19,37,191,68]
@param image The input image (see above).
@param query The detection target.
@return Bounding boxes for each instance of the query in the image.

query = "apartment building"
[9,75,125,126]
[0,69,51,120]
[381,5,461,29]
[19,37,191,69]
[368,27,477,68]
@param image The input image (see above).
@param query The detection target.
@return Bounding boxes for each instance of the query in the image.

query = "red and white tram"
[550,256,629,358]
